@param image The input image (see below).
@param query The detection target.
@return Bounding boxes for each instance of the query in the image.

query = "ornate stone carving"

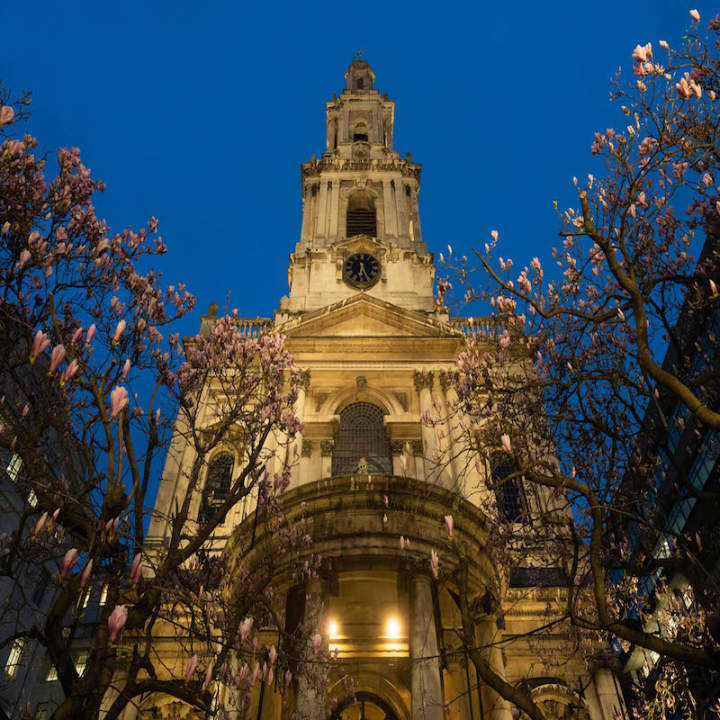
[393,391,408,411]
[301,440,314,458]
[413,370,433,391]
[356,375,367,391]
[390,440,405,456]
[314,391,329,411]
[411,440,423,455]
[298,369,311,391]
[320,440,335,457]
[439,369,458,390]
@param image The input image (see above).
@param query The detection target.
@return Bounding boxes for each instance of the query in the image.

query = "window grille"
[490,452,526,521]
[346,193,376,237]
[332,403,392,476]
[200,453,234,522]
[5,637,25,678]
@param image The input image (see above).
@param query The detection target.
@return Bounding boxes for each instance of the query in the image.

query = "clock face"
[344,253,381,289]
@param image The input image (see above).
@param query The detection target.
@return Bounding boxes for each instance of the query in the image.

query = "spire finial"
[353,49,365,62]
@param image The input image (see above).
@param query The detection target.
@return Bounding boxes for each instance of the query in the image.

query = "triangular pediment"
[279,294,460,339]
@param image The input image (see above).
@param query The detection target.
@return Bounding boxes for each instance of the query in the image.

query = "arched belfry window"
[332,403,392,476]
[346,192,376,238]
[353,122,369,143]
[200,453,234,521]
[490,452,526,522]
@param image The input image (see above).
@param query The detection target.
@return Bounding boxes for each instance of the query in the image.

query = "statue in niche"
[355,457,369,475]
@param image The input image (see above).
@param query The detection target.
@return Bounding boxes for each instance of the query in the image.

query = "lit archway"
[329,692,400,720]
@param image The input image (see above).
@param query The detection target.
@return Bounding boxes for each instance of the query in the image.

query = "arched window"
[353,122,369,143]
[346,192,376,238]
[330,692,400,720]
[200,453,234,522]
[490,452,526,522]
[332,403,392,476]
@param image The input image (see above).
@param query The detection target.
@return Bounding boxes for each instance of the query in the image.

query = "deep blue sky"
[2,1,716,334]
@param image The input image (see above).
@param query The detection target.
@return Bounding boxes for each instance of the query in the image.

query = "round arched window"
[332,403,392,476]
[199,453,234,522]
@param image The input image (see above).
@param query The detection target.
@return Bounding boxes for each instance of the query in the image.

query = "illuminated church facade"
[142,58,626,720]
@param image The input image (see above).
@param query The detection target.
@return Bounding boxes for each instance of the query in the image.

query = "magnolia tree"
[0,85,312,719]
[437,11,720,720]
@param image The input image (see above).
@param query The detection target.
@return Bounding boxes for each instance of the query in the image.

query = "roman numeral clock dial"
[343,253,381,289]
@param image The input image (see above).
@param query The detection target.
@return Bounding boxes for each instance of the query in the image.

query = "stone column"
[290,370,311,489]
[410,574,444,720]
[317,181,329,241]
[477,618,513,720]
[585,668,626,720]
[383,179,397,237]
[320,440,334,478]
[414,371,439,482]
[329,178,340,241]
[296,578,326,720]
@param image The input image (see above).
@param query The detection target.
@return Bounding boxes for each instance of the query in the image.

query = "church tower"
[280,53,434,317]
[144,58,626,720]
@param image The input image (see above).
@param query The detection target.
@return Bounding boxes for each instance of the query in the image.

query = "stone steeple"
[281,58,435,316]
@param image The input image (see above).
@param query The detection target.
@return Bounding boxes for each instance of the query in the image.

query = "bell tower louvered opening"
[346,192,377,238]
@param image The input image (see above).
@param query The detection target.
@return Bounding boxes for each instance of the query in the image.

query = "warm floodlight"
[328,619,340,638]
[385,617,401,638]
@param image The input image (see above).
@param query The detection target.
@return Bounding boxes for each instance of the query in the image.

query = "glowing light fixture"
[328,619,340,638]
[385,617,401,638]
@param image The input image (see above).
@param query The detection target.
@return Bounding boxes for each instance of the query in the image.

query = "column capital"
[438,369,458,390]
[320,440,335,457]
[301,440,314,458]
[414,370,434,392]
[298,368,311,391]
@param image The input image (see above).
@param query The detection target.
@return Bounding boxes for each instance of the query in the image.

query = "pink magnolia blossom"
[80,560,93,588]
[690,8,700,21]
[30,331,50,362]
[710,279,718,296]
[400,535,406,550]
[0,106,14,125]
[185,654,198,683]
[444,514,454,538]
[430,548,439,579]
[632,43,652,63]
[112,319,126,344]
[129,553,143,583]
[202,661,214,691]
[266,667,274,686]
[121,358,131,381]
[70,327,83,344]
[19,249,31,268]
[268,645,277,665]
[48,345,66,373]
[86,323,96,345]
[501,434,512,453]
[60,548,79,580]
[491,230,498,241]
[62,359,79,384]
[32,512,48,538]
[311,633,322,654]
[240,616,254,642]
[239,663,249,683]
[110,386,129,418]
[251,663,260,685]
[108,605,128,643]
